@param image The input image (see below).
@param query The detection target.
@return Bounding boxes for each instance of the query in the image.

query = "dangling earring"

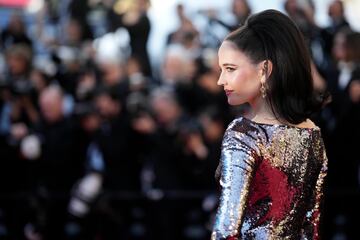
[260,60,268,98]
[260,81,266,98]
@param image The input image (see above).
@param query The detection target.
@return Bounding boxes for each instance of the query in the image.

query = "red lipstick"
[225,90,234,96]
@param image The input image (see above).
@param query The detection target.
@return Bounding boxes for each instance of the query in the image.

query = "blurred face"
[30,70,47,92]
[217,41,262,106]
[39,89,63,123]
[81,114,100,133]
[162,55,185,83]
[329,1,343,19]
[332,32,347,61]
[95,94,120,119]
[66,19,83,44]
[127,57,142,76]
[137,0,150,11]
[285,0,298,14]
[7,54,28,75]
[151,95,180,125]
[100,62,124,86]
[9,14,24,34]
[233,0,250,17]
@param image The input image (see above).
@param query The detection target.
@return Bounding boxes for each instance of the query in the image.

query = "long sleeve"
[212,127,258,240]
[303,152,328,240]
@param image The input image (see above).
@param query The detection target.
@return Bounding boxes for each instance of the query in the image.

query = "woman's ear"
[259,60,273,83]
[263,60,273,79]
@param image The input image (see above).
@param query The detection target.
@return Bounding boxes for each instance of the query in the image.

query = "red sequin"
[248,158,298,224]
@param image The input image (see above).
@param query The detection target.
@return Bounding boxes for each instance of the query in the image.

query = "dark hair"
[225,9,328,124]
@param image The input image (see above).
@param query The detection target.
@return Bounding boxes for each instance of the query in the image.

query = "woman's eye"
[226,67,235,72]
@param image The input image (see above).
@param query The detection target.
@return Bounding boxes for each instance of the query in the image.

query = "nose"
[217,72,225,86]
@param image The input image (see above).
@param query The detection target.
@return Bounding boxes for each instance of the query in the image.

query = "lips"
[225,90,234,96]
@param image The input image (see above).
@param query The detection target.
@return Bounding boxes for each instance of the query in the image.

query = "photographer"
[90,86,143,239]
[0,44,42,239]
[32,85,84,239]
[66,101,103,239]
[108,0,152,77]
[142,87,210,240]
[5,44,39,129]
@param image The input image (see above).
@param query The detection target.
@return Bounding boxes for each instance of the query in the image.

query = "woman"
[109,0,152,77]
[212,10,328,239]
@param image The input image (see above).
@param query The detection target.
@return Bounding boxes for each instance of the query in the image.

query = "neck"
[248,97,280,124]
[247,96,315,128]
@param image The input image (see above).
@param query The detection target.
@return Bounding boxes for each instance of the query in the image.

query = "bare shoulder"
[294,119,317,129]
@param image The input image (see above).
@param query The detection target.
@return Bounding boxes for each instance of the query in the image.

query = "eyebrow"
[221,63,237,67]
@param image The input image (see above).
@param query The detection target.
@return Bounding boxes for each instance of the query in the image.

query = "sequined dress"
[212,117,328,240]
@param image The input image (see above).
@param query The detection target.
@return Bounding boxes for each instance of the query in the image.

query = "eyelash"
[219,67,236,73]
[225,67,235,72]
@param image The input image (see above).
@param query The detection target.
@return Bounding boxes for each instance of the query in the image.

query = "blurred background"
[0,0,359,239]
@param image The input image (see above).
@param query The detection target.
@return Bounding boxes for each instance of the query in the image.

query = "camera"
[126,91,151,120]
[73,101,98,118]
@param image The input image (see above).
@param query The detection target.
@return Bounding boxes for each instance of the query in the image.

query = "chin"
[227,98,244,106]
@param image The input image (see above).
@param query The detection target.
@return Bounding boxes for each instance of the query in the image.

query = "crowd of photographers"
[0,0,359,239]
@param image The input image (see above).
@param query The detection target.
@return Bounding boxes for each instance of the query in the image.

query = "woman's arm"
[212,127,258,240]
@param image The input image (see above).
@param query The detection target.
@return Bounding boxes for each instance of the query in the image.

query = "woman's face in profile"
[217,41,262,106]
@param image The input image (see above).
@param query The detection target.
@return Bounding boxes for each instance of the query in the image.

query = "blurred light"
[345,0,360,31]
[93,28,130,64]
[26,0,44,14]
[21,134,41,160]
